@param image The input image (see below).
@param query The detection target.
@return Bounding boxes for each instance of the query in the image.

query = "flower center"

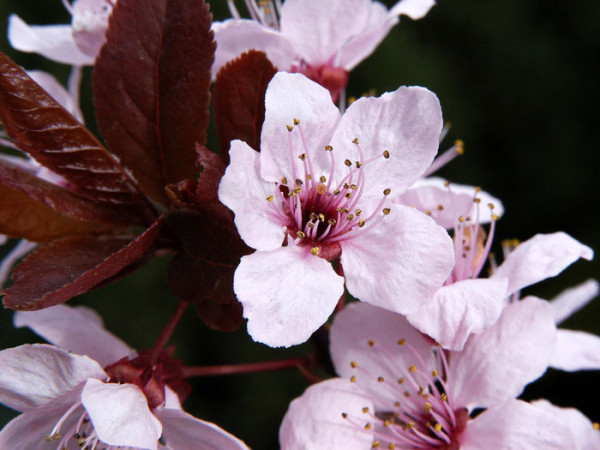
[46,401,107,449]
[341,338,468,449]
[267,120,391,259]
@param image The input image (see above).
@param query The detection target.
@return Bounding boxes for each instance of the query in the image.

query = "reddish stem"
[182,357,310,377]
[148,301,189,365]
[334,262,346,313]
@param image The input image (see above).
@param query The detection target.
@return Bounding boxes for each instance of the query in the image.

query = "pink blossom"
[8,0,113,66]
[0,304,248,449]
[280,301,579,448]
[213,0,436,100]
[218,72,454,347]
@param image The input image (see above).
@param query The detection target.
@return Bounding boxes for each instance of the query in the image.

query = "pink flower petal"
[81,378,162,449]
[406,278,508,351]
[390,0,437,20]
[550,329,600,372]
[27,70,83,121]
[8,15,94,65]
[0,344,104,412]
[449,297,556,409]
[14,304,134,367]
[279,378,374,449]
[212,20,296,78]
[155,407,249,449]
[219,140,287,251]
[330,86,443,204]
[492,232,594,296]
[234,246,344,347]
[330,302,434,409]
[280,0,372,66]
[71,0,112,58]
[551,279,599,324]
[341,206,454,315]
[460,399,576,449]
[260,72,340,184]
[532,399,600,449]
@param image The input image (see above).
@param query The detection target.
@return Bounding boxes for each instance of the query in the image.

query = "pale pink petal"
[406,278,508,351]
[390,0,437,20]
[27,70,82,120]
[163,386,182,410]
[0,344,105,412]
[551,279,599,324]
[218,140,287,251]
[8,15,94,65]
[0,393,83,448]
[81,378,162,449]
[341,206,454,315]
[71,0,112,58]
[492,232,594,296]
[330,86,443,205]
[330,302,434,408]
[260,72,340,184]
[449,297,556,409]
[334,4,397,70]
[156,407,249,449]
[234,246,344,347]
[550,329,600,372]
[460,399,576,450]
[532,399,600,449]
[279,378,374,449]
[14,304,134,367]
[280,0,372,66]
[212,20,296,78]
[398,177,504,228]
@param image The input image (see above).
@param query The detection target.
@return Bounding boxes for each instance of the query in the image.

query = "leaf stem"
[182,357,311,377]
[148,301,189,365]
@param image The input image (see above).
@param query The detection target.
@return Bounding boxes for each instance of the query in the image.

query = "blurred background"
[0,0,599,448]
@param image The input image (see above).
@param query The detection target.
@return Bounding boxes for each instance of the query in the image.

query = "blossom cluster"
[0,0,598,448]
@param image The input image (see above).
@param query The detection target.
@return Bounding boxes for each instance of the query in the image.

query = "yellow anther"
[474,197,481,203]
[292,187,302,195]
[343,183,350,189]
[350,376,356,382]
[368,339,375,347]
[337,207,343,212]
[293,118,300,125]
[358,220,365,227]
[409,365,417,373]
[347,214,355,221]
[418,387,425,396]
[434,423,442,432]
[475,186,481,192]
[266,195,274,202]
[318,213,325,222]
[281,177,288,184]
[295,178,303,186]
[316,183,327,195]
[296,231,306,239]
[398,377,405,384]
[488,202,495,209]
[458,216,465,223]
[383,188,391,195]
[307,174,312,180]
[397,339,406,345]
[431,370,439,377]
[45,436,53,442]
[383,150,390,158]
[286,125,293,132]
[345,192,353,199]
[454,139,464,155]
[440,393,448,402]
[362,406,369,413]
[307,222,315,228]
[425,209,432,216]
[492,214,499,221]
[352,138,359,144]
[594,422,599,430]
[364,423,372,430]
[311,247,320,256]
[372,442,380,448]
[394,401,400,407]
[355,209,362,216]
[383,208,391,215]
[437,204,444,211]
[328,218,337,225]
[384,420,391,427]
[424,402,432,413]
[298,153,307,161]
[356,161,363,168]
[324,145,333,151]
[377,376,384,383]
[319,175,327,182]
[350,184,358,190]
[350,361,358,368]
[342,412,348,418]
[334,189,341,195]
[444,180,450,187]
[388,443,396,450]
[404,391,411,397]
[345,159,352,166]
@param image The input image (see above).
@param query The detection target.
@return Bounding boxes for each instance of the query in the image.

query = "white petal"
[218,140,286,251]
[14,304,133,367]
[550,329,600,372]
[531,399,600,450]
[280,0,372,66]
[551,279,599,324]
[81,378,162,449]
[460,399,576,450]
[27,70,82,120]
[330,86,443,205]
[212,19,296,78]
[449,297,556,409]
[0,344,104,412]
[330,302,434,409]
[260,72,340,184]
[279,378,374,449]
[391,0,436,20]
[406,278,508,351]
[341,206,454,315]
[234,246,344,347]
[156,407,249,449]
[493,232,594,296]
[8,15,94,65]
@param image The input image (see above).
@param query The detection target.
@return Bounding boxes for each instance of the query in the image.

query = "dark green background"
[1,0,599,448]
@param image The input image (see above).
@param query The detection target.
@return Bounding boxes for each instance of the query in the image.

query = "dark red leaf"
[0,52,156,225]
[213,50,277,158]
[94,0,215,205]
[165,208,250,331]
[195,301,243,333]
[2,217,164,310]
